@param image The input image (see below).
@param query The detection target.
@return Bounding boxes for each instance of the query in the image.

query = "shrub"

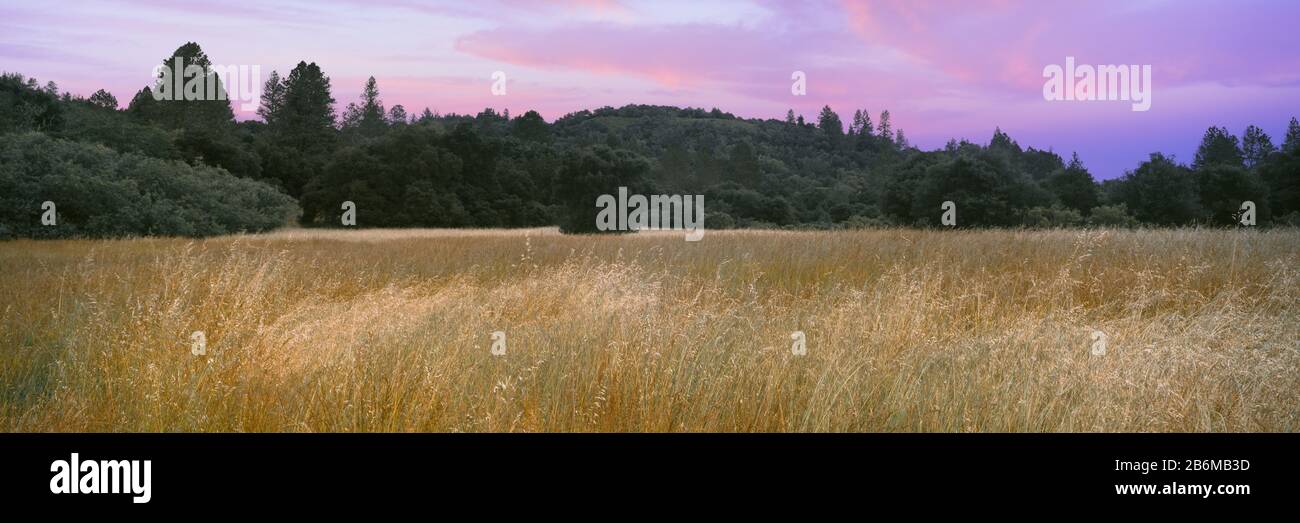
[0,132,298,238]
[1087,204,1139,228]
[1023,206,1084,228]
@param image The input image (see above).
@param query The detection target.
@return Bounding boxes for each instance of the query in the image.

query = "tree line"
[2,42,1298,239]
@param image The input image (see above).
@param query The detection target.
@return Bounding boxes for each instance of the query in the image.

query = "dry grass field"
[1,227,1297,432]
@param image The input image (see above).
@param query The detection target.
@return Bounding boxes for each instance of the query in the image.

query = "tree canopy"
[3,43,1299,240]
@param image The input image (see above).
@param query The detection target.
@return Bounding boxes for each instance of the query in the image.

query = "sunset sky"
[3,0,1297,178]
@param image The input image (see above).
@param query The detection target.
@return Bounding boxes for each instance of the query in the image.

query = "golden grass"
[1,227,1296,432]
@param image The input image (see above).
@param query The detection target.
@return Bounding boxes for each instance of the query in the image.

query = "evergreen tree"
[1284,117,1300,153]
[988,127,1020,154]
[88,89,118,110]
[1114,153,1203,225]
[0,73,64,133]
[1192,126,1244,170]
[1044,152,1100,214]
[511,110,550,142]
[342,76,387,137]
[1195,164,1270,225]
[877,110,892,144]
[136,42,235,130]
[1262,117,1300,219]
[257,70,285,125]
[388,104,408,126]
[278,61,336,150]
[359,76,386,133]
[1241,125,1275,169]
[817,105,843,141]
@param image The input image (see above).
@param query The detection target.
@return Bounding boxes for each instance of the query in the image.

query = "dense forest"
[3,43,1298,239]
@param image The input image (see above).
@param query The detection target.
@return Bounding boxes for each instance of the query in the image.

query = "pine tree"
[388,104,408,125]
[785,109,796,125]
[279,61,336,149]
[990,127,1017,151]
[257,70,285,125]
[357,76,386,136]
[817,105,843,141]
[858,110,873,138]
[88,89,118,110]
[1192,126,1244,170]
[1241,125,1276,169]
[1284,117,1300,153]
[877,110,892,144]
[1045,152,1100,214]
[139,42,235,130]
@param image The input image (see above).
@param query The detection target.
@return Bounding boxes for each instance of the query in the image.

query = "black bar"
[1,433,1293,513]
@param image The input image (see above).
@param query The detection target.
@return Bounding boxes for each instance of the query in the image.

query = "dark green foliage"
[340,76,387,138]
[56,100,179,160]
[301,123,553,228]
[276,62,337,152]
[1284,118,1300,153]
[0,73,64,134]
[0,133,297,239]
[1195,164,1270,225]
[1260,144,1300,218]
[512,110,551,143]
[817,105,843,143]
[130,42,236,132]
[1043,153,1100,214]
[1242,125,1276,169]
[1192,126,1244,170]
[257,70,285,125]
[1023,206,1084,228]
[1113,153,1203,226]
[256,61,337,197]
[87,89,118,110]
[910,154,1049,227]
[554,145,651,233]
[4,46,1298,237]
[1087,204,1139,228]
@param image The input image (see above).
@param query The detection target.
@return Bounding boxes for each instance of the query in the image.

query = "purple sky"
[2,0,1298,179]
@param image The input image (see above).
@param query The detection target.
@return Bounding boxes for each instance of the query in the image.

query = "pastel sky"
[2,0,1298,179]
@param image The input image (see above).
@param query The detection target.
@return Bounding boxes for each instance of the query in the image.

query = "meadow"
[1,227,1296,432]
